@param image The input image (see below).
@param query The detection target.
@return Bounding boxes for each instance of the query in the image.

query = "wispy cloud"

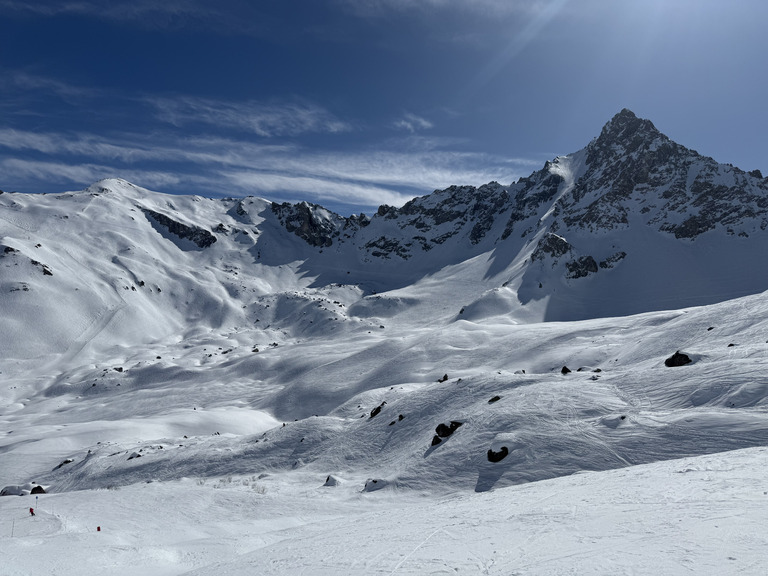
[0,129,291,164]
[0,127,542,210]
[5,72,100,101]
[148,97,352,138]
[224,172,413,207]
[0,158,184,190]
[394,113,434,133]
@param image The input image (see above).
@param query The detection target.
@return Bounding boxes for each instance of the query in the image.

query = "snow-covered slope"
[2,110,768,574]
[4,447,767,575]
[3,108,768,363]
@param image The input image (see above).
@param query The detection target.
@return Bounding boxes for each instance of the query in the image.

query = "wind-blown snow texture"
[2,110,768,574]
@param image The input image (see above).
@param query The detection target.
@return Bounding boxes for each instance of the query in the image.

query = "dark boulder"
[487,446,509,463]
[52,458,74,471]
[435,421,463,438]
[664,351,692,367]
[369,401,386,419]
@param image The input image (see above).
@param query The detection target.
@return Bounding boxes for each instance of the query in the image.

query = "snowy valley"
[2,109,768,574]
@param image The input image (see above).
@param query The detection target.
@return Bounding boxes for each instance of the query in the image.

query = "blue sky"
[1,0,766,214]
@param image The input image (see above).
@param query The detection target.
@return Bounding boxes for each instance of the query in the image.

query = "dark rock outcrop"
[531,233,572,261]
[599,251,627,269]
[141,207,217,248]
[271,201,338,248]
[487,446,509,462]
[369,401,386,419]
[565,255,598,279]
[665,351,692,367]
[53,458,74,471]
[435,421,463,438]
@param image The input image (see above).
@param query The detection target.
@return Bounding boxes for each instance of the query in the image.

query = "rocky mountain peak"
[599,108,659,141]
[587,108,668,164]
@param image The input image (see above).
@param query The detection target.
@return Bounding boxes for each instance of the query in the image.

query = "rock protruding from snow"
[531,233,572,261]
[565,255,598,279]
[271,201,345,248]
[487,446,509,462]
[431,420,463,446]
[665,351,693,367]
[141,207,217,248]
[435,421,463,438]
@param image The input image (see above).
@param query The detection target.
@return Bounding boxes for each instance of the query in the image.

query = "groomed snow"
[3,448,767,575]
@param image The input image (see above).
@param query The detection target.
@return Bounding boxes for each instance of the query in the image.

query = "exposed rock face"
[561,109,768,239]
[599,252,627,269]
[271,201,340,248]
[531,233,572,261]
[141,207,217,248]
[270,109,768,286]
[565,256,598,279]
[364,236,411,259]
[502,164,565,240]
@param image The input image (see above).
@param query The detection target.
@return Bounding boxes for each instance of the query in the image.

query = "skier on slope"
[29,507,34,516]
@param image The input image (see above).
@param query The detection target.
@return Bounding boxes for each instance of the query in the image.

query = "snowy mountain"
[3,109,768,355]
[272,108,768,320]
[3,110,768,574]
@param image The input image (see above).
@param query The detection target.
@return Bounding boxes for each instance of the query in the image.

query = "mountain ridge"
[3,109,768,340]
[4,110,768,502]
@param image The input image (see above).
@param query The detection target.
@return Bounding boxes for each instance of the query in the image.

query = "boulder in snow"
[665,351,692,367]
[487,447,509,463]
